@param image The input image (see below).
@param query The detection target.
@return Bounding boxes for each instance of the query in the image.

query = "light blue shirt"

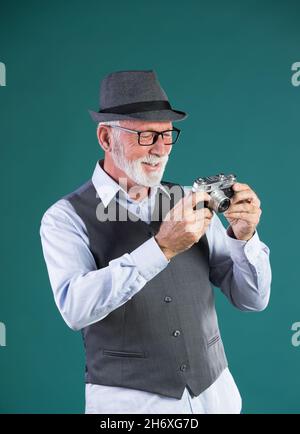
[40,160,271,414]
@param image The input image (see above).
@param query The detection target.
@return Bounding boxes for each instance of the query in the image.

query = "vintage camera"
[192,173,236,213]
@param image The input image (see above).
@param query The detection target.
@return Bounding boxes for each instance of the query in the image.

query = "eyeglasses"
[108,125,181,146]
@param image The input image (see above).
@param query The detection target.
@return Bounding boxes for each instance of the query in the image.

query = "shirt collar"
[92,159,171,208]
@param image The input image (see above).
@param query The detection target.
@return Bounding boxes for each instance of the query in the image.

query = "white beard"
[111,139,169,187]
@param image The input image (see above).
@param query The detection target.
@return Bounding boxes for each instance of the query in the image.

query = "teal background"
[0,0,299,414]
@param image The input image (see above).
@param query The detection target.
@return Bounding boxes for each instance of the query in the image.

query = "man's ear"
[105,140,111,151]
[98,126,111,151]
[105,136,111,151]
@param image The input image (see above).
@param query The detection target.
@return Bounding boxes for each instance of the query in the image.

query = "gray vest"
[65,179,228,399]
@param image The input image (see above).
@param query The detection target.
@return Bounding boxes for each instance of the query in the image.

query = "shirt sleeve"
[40,199,169,331]
[207,212,272,311]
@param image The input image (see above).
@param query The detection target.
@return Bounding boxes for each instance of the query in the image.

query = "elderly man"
[40,70,271,414]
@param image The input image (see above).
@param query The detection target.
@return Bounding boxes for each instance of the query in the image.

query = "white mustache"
[139,155,168,165]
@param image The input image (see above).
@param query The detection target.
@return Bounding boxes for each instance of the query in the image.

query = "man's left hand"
[223,182,262,241]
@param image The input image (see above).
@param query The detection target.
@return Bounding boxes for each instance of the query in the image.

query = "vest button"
[164,296,172,303]
[180,364,187,372]
[173,330,181,337]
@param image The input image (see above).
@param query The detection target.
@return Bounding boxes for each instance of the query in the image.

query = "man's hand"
[224,182,262,241]
[155,191,213,261]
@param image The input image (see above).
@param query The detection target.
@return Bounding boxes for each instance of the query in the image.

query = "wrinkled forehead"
[120,119,173,131]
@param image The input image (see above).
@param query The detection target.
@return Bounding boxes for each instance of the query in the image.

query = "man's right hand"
[154,190,214,261]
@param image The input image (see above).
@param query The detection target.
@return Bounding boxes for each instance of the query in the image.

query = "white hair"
[97,120,121,141]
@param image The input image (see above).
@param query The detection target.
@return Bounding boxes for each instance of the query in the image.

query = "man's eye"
[141,132,153,138]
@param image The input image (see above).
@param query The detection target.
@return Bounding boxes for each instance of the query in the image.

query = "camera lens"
[209,189,231,213]
[217,197,231,213]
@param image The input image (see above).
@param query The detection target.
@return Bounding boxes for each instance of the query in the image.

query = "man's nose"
[150,134,168,156]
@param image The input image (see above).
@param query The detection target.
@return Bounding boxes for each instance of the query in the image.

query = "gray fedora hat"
[89,70,187,123]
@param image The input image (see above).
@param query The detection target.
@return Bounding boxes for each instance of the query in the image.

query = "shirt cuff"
[130,236,169,281]
[226,227,262,266]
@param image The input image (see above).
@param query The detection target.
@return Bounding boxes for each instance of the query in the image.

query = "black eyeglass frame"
[108,125,181,146]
